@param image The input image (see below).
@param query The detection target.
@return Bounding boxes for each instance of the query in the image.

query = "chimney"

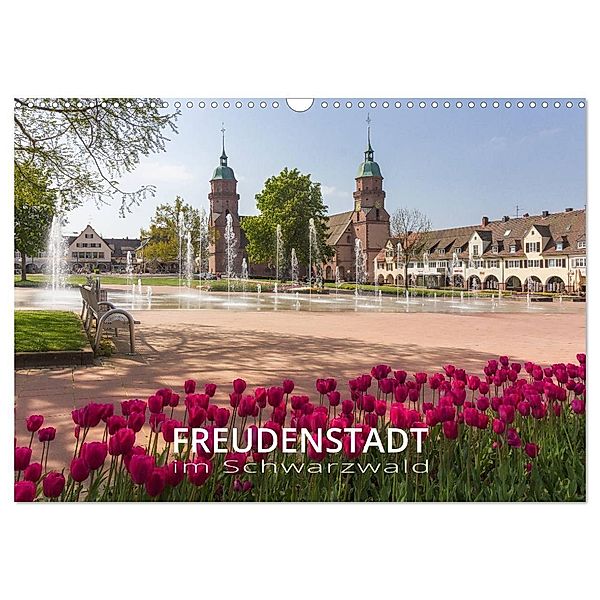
[523,212,529,218]
[502,216,510,222]
[481,216,489,226]
[565,207,573,212]
[542,210,549,217]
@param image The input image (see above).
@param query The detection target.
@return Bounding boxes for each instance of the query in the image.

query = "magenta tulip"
[524,443,539,458]
[15,446,32,471]
[24,462,42,482]
[282,379,295,394]
[42,472,65,498]
[145,467,167,497]
[25,415,44,432]
[443,420,459,440]
[70,457,90,483]
[128,454,155,485]
[233,378,247,394]
[15,480,36,502]
[184,379,196,394]
[37,427,56,442]
[81,441,108,470]
[204,383,217,397]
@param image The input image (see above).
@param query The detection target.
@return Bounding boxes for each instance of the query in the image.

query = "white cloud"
[124,161,196,184]
[321,185,350,198]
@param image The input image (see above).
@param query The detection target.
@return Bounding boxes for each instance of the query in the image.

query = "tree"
[14,98,178,215]
[14,164,57,281]
[140,196,207,267]
[241,168,332,277]
[390,207,431,290]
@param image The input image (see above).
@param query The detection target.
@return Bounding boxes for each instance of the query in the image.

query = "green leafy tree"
[140,196,208,265]
[241,168,332,275]
[14,164,56,281]
[14,98,178,215]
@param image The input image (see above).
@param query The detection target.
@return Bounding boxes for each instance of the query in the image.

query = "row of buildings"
[16,127,587,293]
[208,127,586,294]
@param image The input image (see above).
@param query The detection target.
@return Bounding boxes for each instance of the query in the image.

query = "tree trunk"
[20,252,27,281]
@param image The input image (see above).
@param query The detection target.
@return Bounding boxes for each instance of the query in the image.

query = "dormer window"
[509,244,516,253]
[491,244,498,253]
[438,248,445,255]
[577,240,586,249]
[472,245,479,257]
[556,241,564,251]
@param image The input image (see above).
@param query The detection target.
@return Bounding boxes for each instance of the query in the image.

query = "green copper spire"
[357,113,382,178]
[212,123,236,181]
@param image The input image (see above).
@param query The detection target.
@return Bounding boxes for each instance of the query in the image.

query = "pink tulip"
[394,370,407,384]
[81,441,108,470]
[145,467,167,497]
[162,419,182,444]
[187,457,213,486]
[282,379,295,394]
[15,446,32,471]
[443,420,458,440]
[267,386,284,408]
[166,460,185,487]
[205,383,217,397]
[107,415,127,435]
[70,457,90,483]
[571,399,585,414]
[499,404,515,424]
[42,472,65,498]
[24,462,42,482]
[492,418,505,434]
[128,454,155,485]
[148,395,163,414]
[15,480,36,502]
[127,411,145,433]
[25,415,44,432]
[233,378,247,395]
[108,428,136,456]
[184,379,196,394]
[506,428,522,448]
[37,427,56,442]
[524,443,539,458]
[214,407,231,427]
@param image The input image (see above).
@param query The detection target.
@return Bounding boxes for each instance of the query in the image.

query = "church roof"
[326,211,354,245]
[211,165,236,180]
[356,160,382,178]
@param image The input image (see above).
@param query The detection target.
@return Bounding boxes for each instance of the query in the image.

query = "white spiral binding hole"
[18,99,586,110]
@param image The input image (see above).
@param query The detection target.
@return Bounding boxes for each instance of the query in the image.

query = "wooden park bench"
[79,284,139,354]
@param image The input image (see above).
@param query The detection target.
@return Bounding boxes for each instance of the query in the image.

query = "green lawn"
[14,310,88,353]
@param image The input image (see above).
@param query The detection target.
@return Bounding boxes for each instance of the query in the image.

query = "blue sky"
[66,99,586,238]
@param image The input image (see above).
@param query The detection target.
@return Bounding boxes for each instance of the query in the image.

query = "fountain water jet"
[225,213,237,304]
[275,224,283,296]
[291,248,299,286]
[46,204,69,295]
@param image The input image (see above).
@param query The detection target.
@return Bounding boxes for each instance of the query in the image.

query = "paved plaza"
[14,305,586,468]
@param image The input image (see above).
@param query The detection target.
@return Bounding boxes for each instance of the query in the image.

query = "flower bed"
[14,354,586,502]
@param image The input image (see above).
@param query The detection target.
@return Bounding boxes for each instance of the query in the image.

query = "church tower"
[208,126,242,275]
[352,116,390,282]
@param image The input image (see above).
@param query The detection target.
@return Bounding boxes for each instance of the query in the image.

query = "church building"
[207,123,391,283]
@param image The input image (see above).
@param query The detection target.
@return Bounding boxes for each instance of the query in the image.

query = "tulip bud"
[24,462,42,482]
[70,457,90,483]
[14,446,32,471]
[15,480,36,502]
[25,415,44,432]
[42,472,65,498]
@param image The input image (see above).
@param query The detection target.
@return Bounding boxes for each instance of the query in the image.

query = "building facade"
[15,225,140,273]
[374,209,586,293]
